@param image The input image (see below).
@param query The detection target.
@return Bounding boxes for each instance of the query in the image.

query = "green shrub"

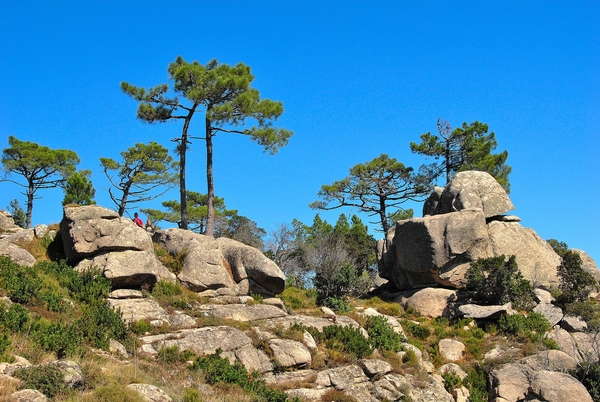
[183,388,203,402]
[0,257,43,304]
[466,255,534,310]
[365,315,406,352]
[464,366,488,402]
[0,303,30,333]
[442,370,462,392]
[321,296,351,313]
[403,321,431,340]
[31,320,83,357]
[131,319,154,335]
[152,280,182,298]
[190,348,296,402]
[497,312,551,343]
[39,289,67,312]
[565,299,600,330]
[76,300,128,349]
[67,267,111,304]
[570,360,600,401]
[322,325,373,358]
[14,364,67,398]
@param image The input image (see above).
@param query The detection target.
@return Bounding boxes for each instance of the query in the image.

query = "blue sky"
[1,1,598,263]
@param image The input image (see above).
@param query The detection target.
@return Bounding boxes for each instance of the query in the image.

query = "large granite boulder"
[60,205,152,263]
[75,249,175,289]
[0,239,36,267]
[395,288,457,318]
[573,248,600,283]
[154,229,285,296]
[378,170,578,291]
[424,170,515,218]
[487,221,561,288]
[0,210,22,233]
[384,209,492,289]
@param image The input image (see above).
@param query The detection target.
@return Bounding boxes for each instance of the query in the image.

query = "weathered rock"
[376,227,396,280]
[217,237,286,295]
[489,350,579,401]
[75,250,175,289]
[109,339,129,358]
[438,339,465,362]
[2,229,34,244]
[177,240,235,292]
[360,359,393,377]
[315,365,369,390]
[422,186,444,216]
[200,303,287,322]
[534,288,554,304]
[529,370,593,402]
[286,387,329,401]
[458,303,514,320]
[265,314,366,336]
[395,288,457,318]
[33,224,48,239]
[234,344,273,373]
[268,339,311,369]
[432,170,515,218]
[574,248,600,283]
[487,221,561,288]
[108,296,196,329]
[0,210,21,232]
[263,369,318,386]
[532,302,563,327]
[154,229,285,296]
[0,356,31,376]
[9,389,48,402]
[49,360,84,389]
[438,363,467,380]
[384,209,492,289]
[0,239,36,267]
[60,205,152,263]
[126,383,173,402]
[139,326,253,357]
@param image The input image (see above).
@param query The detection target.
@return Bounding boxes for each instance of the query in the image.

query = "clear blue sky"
[1,2,598,263]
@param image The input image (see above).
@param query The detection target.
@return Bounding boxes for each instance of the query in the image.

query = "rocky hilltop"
[0,173,599,402]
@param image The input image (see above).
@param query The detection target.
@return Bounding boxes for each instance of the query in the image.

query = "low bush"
[497,312,551,343]
[0,303,30,333]
[190,348,298,402]
[0,256,43,304]
[14,364,67,398]
[365,315,406,352]
[402,321,431,340]
[322,325,373,359]
[466,255,534,310]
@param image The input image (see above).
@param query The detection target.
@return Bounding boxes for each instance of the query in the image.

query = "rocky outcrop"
[60,205,152,263]
[154,228,285,296]
[423,170,515,217]
[382,208,492,289]
[488,350,585,402]
[76,250,175,289]
[377,171,590,291]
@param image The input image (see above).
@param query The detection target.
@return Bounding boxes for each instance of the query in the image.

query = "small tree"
[1,136,79,228]
[549,239,597,306]
[122,57,293,233]
[214,214,266,250]
[264,222,309,288]
[142,191,236,234]
[310,154,430,233]
[410,119,512,192]
[62,170,96,206]
[100,142,177,216]
[466,255,533,310]
[6,199,26,228]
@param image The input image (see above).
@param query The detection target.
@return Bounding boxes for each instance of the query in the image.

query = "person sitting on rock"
[145,219,154,233]
[132,212,143,228]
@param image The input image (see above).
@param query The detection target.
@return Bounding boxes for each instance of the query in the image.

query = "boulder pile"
[377,171,569,290]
